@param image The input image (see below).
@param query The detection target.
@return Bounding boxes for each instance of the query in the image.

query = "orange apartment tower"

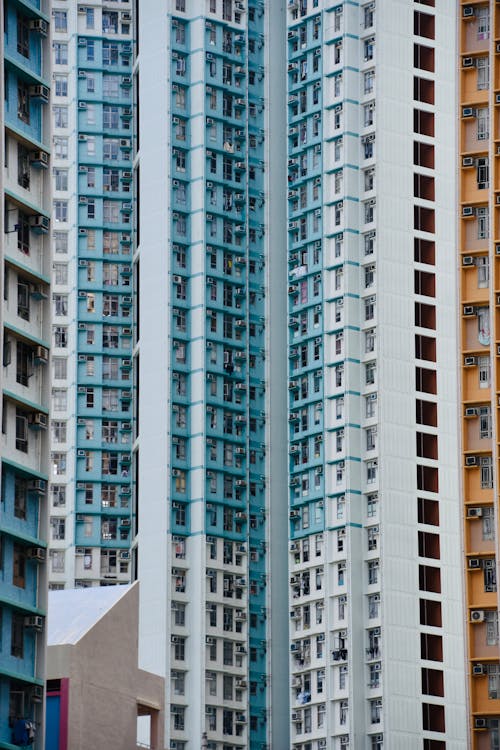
[461,1,500,747]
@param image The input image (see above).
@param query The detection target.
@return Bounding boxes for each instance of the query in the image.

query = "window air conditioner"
[467,507,483,518]
[471,610,485,622]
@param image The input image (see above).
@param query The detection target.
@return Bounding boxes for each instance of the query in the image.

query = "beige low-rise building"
[46,582,164,750]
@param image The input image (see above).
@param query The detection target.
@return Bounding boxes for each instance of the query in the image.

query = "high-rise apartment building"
[286,2,466,749]
[48,0,133,589]
[135,0,288,748]
[459,1,500,746]
[0,0,51,743]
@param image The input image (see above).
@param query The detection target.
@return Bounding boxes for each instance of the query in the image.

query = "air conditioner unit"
[473,663,486,676]
[34,346,49,363]
[464,356,477,366]
[471,610,485,622]
[462,255,475,265]
[463,5,474,16]
[29,215,50,232]
[24,615,44,631]
[30,150,49,168]
[28,479,46,494]
[462,59,474,69]
[475,718,488,728]
[463,305,475,316]
[291,712,301,722]
[465,407,477,417]
[29,412,48,429]
[31,685,44,703]
[75,548,85,555]
[29,84,49,102]
[122,11,132,20]
[469,558,481,568]
[467,507,483,518]
[30,18,48,35]
[27,547,45,562]
[462,206,474,218]
[465,456,478,467]
[171,635,180,644]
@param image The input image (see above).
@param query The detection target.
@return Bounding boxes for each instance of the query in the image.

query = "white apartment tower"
[134,1,468,749]
[286,2,467,750]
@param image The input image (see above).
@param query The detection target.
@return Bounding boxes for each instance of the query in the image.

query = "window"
[102,10,119,34]
[371,699,382,724]
[53,10,67,31]
[477,57,489,91]
[17,212,30,254]
[51,485,66,507]
[486,610,499,646]
[17,145,30,189]
[173,638,186,661]
[17,84,30,123]
[54,42,68,65]
[16,341,32,387]
[367,527,379,552]
[53,327,68,349]
[54,168,68,191]
[54,137,68,160]
[13,478,27,520]
[17,14,30,58]
[52,388,67,411]
[477,207,489,240]
[364,70,375,94]
[86,7,95,29]
[11,614,24,657]
[54,75,68,97]
[103,76,120,99]
[51,420,67,445]
[479,356,490,389]
[482,506,495,541]
[15,409,28,453]
[479,407,492,439]
[481,457,493,489]
[50,517,66,541]
[368,560,379,585]
[54,200,68,223]
[51,452,67,476]
[367,460,378,484]
[477,107,489,141]
[103,42,119,66]
[51,550,65,573]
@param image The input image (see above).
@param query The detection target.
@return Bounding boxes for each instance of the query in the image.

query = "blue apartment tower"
[48,1,133,589]
[136,0,288,748]
[1,0,51,745]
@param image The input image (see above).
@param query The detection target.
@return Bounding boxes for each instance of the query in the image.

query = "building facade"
[459,1,500,747]
[45,583,164,750]
[48,0,133,589]
[0,0,51,745]
[135,0,289,748]
[286,2,466,749]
